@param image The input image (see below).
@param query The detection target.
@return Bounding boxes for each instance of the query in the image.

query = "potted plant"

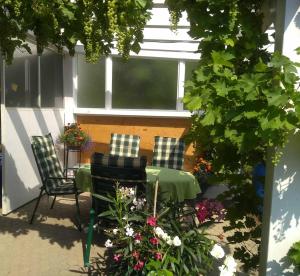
[59,123,90,149]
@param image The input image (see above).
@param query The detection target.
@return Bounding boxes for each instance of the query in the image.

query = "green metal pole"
[84,208,95,267]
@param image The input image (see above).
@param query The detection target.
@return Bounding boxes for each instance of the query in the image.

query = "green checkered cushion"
[110,133,140,157]
[92,152,147,169]
[31,133,76,194]
[152,136,185,170]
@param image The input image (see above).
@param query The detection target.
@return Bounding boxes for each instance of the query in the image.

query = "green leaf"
[98,209,114,217]
[92,193,114,203]
[135,0,148,8]
[211,50,234,68]
[224,38,235,47]
[201,111,215,126]
[60,7,75,20]
[244,111,259,119]
[195,68,210,82]
[213,81,229,97]
[185,95,202,110]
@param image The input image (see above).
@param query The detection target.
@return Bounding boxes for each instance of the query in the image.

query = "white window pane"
[184,61,198,110]
[40,50,63,107]
[112,57,177,110]
[77,54,105,108]
[185,61,198,83]
[5,45,38,107]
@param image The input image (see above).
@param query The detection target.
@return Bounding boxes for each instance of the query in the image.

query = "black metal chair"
[30,133,81,230]
[83,152,147,266]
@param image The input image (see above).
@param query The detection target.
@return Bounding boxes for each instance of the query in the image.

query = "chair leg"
[84,209,95,267]
[50,195,56,209]
[75,193,82,231]
[30,189,44,224]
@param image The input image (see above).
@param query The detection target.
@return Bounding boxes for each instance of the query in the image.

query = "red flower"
[155,252,162,260]
[133,260,144,271]
[149,237,159,245]
[113,254,122,262]
[146,216,157,227]
[134,233,142,243]
[132,251,140,260]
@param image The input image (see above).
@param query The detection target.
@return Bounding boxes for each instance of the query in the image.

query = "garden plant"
[95,182,235,275]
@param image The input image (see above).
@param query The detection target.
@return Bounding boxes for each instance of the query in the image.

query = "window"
[40,49,63,107]
[5,45,38,107]
[5,42,63,108]
[112,57,177,110]
[75,54,196,116]
[185,61,198,84]
[77,54,105,108]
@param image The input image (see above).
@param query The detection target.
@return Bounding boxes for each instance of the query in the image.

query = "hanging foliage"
[166,0,299,271]
[0,0,152,63]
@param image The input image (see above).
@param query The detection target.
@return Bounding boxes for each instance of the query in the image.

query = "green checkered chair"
[30,133,81,229]
[152,136,185,170]
[110,133,140,158]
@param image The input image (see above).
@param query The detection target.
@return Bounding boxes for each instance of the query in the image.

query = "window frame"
[74,53,198,118]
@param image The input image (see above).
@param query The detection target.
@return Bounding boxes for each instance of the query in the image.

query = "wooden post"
[153,177,159,217]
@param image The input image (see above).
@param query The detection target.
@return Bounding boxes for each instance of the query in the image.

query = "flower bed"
[97,183,236,275]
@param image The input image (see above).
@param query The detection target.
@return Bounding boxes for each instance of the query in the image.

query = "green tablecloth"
[75,164,201,202]
[75,164,93,192]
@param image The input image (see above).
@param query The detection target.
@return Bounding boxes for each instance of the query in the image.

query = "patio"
[0,1,300,275]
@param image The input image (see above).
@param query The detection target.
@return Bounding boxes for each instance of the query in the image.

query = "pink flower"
[133,260,144,271]
[147,216,157,227]
[113,254,122,262]
[149,237,159,245]
[134,233,142,243]
[132,250,140,260]
[155,252,162,260]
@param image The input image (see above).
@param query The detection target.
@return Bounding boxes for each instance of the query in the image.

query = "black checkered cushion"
[110,133,140,157]
[92,152,147,169]
[152,136,185,170]
[31,133,76,194]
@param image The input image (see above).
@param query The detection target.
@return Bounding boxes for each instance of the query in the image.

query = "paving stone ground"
[0,186,258,275]
[0,193,105,276]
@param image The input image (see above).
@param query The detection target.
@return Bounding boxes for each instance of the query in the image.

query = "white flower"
[122,215,128,220]
[219,265,235,276]
[129,188,135,196]
[166,236,173,246]
[125,226,134,237]
[162,232,170,241]
[218,255,237,276]
[223,255,237,272]
[112,228,118,235]
[154,227,165,238]
[210,244,225,259]
[172,236,182,247]
[105,239,113,248]
[130,206,136,211]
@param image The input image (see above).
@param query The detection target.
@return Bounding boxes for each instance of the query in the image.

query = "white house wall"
[261,1,300,274]
[1,108,65,214]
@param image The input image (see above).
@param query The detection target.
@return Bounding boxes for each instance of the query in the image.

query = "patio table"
[75,164,201,202]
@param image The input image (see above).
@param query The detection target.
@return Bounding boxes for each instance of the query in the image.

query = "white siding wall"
[1,108,65,214]
[260,1,300,274]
